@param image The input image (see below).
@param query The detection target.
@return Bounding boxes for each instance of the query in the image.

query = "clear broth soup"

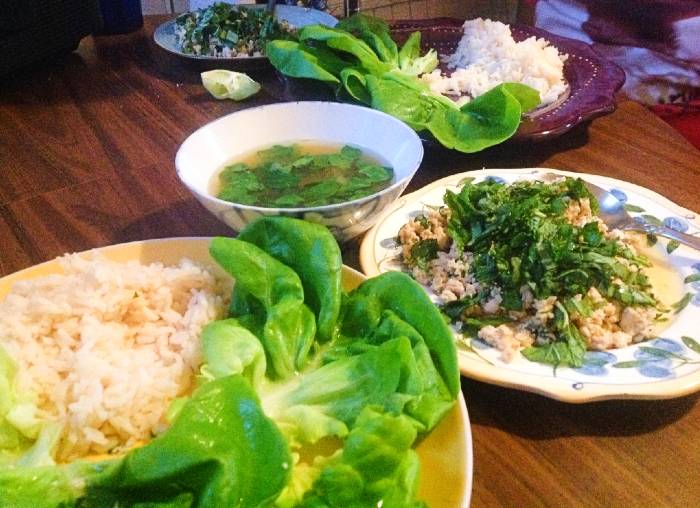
[210,141,394,208]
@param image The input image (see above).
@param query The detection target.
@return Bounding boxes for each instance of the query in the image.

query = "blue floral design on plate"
[574,351,618,376]
[651,338,685,353]
[692,262,700,272]
[639,364,674,378]
[610,188,628,203]
[485,176,506,184]
[693,293,700,306]
[632,344,676,379]
[663,216,689,232]
[634,350,672,365]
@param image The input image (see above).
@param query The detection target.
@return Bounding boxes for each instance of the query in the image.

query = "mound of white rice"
[421,18,568,106]
[0,254,229,462]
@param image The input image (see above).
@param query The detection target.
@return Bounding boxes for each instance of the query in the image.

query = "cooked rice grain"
[421,18,568,106]
[0,254,229,462]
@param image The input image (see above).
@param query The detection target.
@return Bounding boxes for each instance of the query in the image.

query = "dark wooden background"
[1,16,700,507]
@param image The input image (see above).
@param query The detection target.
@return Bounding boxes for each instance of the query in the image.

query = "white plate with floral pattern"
[360,168,700,403]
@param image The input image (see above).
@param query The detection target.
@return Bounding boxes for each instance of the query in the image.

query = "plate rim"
[360,168,700,403]
[0,236,474,505]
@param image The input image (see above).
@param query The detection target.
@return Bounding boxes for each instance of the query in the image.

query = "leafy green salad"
[214,143,393,208]
[175,3,295,57]
[266,14,540,153]
[400,177,664,367]
[0,217,459,507]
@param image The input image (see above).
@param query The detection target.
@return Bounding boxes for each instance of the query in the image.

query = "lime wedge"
[201,70,261,101]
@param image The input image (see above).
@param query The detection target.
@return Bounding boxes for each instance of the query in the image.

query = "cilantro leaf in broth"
[214,142,394,208]
[358,162,392,182]
[340,145,363,159]
[257,144,299,163]
[301,179,341,204]
[259,162,300,191]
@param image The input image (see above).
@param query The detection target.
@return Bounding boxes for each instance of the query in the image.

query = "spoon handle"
[623,223,700,251]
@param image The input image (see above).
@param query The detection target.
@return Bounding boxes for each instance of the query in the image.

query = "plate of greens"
[0,218,472,506]
[268,13,542,153]
[153,3,337,68]
[388,18,625,142]
[360,168,700,402]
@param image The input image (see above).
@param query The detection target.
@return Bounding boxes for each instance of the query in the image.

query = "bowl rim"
[175,101,424,213]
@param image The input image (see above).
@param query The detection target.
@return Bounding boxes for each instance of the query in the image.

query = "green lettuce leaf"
[298,25,391,76]
[266,40,346,84]
[0,345,43,463]
[343,271,460,398]
[199,319,266,390]
[336,13,398,65]
[298,406,424,508]
[0,461,93,508]
[86,375,291,507]
[263,337,412,447]
[397,32,438,76]
[210,237,316,379]
[236,216,343,343]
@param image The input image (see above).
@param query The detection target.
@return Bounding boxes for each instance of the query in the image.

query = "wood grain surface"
[2,16,700,507]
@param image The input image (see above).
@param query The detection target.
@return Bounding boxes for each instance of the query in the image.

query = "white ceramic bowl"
[176,101,424,241]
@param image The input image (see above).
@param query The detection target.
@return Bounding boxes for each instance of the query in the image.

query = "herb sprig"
[216,144,393,208]
[176,3,295,57]
[442,177,661,367]
[446,178,656,307]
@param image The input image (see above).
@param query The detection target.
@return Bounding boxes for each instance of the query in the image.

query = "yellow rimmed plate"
[0,237,473,507]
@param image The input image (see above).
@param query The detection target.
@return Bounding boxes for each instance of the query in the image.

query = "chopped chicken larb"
[564,197,598,228]
[478,324,535,363]
[572,287,656,350]
[398,184,660,364]
[564,197,646,255]
[412,246,479,303]
[398,208,452,262]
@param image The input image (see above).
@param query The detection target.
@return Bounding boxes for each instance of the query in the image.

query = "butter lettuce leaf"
[86,375,291,507]
[336,13,398,65]
[210,237,316,379]
[199,319,267,390]
[0,345,44,464]
[236,216,343,344]
[267,13,538,153]
[0,461,94,508]
[298,406,424,508]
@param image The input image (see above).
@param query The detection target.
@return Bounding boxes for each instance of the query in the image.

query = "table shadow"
[407,122,591,192]
[114,199,234,243]
[0,34,144,105]
[462,377,700,438]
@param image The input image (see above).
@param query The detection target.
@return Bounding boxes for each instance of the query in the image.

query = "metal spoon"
[583,179,700,251]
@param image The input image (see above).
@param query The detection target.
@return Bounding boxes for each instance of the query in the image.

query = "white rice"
[421,18,568,106]
[0,254,229,462]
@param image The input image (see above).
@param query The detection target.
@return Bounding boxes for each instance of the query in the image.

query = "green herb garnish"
[215,143,393,208]
[434,177,661,367]
[175,3,295,57]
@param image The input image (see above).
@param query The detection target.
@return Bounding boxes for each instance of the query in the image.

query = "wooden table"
[2,16,700,507]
